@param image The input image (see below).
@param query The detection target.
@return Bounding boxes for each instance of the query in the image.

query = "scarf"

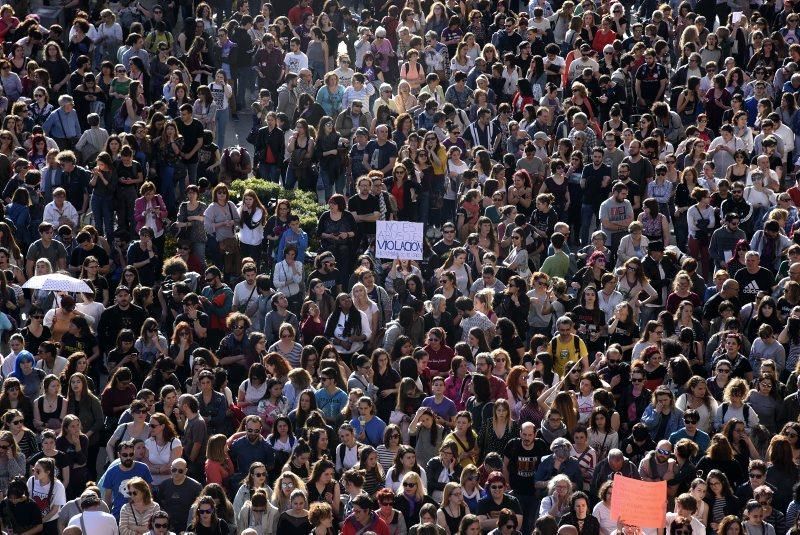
[539,420,568,444]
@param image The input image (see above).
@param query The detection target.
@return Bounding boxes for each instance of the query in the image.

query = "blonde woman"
[119,476,160,535]
[269,471,306,513]
[352,282,380,350]
[393,80,418,114]
[395,471,437,528]
[437,482,471,535]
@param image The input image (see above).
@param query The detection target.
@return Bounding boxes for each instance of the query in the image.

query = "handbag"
[219,203,241,273]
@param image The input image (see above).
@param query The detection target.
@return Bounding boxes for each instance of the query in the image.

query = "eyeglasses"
[684,419,699,424]
[749,472,765,478]
[246,428,261,434]
[171,468,185,473]
[490,485,505,490]
[0,444,8,450]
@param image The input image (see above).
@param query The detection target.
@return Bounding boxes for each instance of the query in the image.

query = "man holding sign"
[348,176,381,249]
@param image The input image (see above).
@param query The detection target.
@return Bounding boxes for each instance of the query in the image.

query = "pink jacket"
[134,195,168,234]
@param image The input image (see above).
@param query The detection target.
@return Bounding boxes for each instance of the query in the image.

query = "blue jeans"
[216,107,229,148]
[285,166,299,190]
[317,167,334,203]
[91,193,114,237]
[159,165,177,214]
[580,203,596,246]
[418,191,431,227]
[235,69,254,111]
[258,162,281,183]
[185,161,199,185]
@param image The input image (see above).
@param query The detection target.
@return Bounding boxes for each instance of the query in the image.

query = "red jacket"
[342,512,390,535]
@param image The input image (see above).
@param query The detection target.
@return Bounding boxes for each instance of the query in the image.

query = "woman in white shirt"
[144,412,183,486]
[238,189,266,268]
[209,70,233,148]
[686,187,715,279]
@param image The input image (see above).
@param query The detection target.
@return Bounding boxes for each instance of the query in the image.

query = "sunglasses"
[171,468,185,473]
[198,509,214,515]
[403,482,417,488]
[11,420,23,426]
[154,523,169,529]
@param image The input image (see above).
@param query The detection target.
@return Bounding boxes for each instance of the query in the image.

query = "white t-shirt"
[76,301,105,328]
[284,51,309,74]
[68,510,120,535]
[35,356,68,377]
[27,477,66,523]
[145,436,182,485]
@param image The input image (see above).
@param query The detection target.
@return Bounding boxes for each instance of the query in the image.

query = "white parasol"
[22,273,93,293]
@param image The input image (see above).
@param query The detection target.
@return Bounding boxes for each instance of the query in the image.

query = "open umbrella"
[22,273,92,293]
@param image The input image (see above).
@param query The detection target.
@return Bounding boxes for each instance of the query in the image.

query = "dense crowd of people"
[0,0,799,533]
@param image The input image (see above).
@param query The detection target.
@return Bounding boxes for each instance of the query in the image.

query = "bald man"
[157,458,202,533]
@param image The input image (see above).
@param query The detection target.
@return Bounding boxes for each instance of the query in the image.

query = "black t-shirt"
[635,62,668,102]
[70,244,110,269]
[0,498,42,534]
[28,449,69,476]
[734,267,774,303]
[581,164,612,209]
[174,312,210,332]
[365,139,398,171]
[114,160,143,189]
[348,193,380,236]
[127,241,160,287]
[476,494,522,523]
[503,438,545,494]
[176,118,205,163]
[308,268,340,292]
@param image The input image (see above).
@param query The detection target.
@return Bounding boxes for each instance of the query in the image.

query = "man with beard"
[229,415,275,485]
[100,440,153,519]
[638,439,677,482]
[503,422,548,534]
[97,285,147,355]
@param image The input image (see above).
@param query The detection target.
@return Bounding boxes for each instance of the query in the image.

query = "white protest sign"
[375,221,424,260]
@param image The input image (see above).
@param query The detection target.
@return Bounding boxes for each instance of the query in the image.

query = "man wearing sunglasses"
[66,491,117,534]
[100,439,153,519]
[157,459,202,533]
[668,409,710,461]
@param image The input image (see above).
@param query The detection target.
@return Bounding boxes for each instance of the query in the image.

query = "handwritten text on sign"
[608,474,667,529]
[375,221,424,260]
